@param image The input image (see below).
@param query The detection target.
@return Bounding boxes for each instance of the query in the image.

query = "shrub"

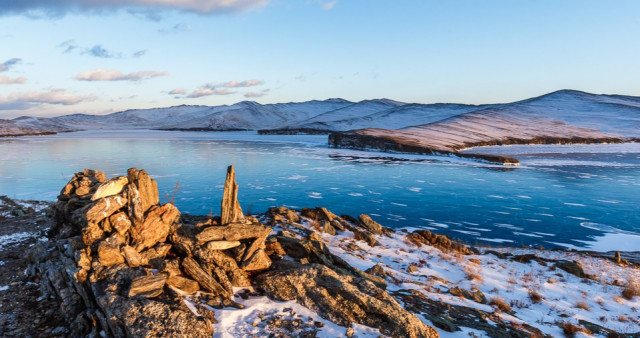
[575,301,590,311]
[560,322,590,337]
[528,290,543,304]
[622,279,639,300]
[489,297,512,313]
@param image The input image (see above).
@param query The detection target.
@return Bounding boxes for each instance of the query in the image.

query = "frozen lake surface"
[2,130,639,252]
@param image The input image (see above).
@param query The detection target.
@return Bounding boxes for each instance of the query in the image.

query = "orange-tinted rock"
[132,204,180,252]
[220,166,245,225]
[92,176,128,201]
[127,168,159,214]
[166,275,200,294]
[98,234,125,266]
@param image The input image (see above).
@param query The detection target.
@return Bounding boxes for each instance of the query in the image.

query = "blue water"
[2,130,639,251]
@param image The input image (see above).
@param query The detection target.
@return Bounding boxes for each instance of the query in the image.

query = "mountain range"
[2,90,639,162]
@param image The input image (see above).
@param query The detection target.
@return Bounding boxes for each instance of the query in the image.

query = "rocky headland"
[0,167,639,337]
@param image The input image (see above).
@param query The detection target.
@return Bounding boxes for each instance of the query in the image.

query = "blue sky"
[1,0,639,118]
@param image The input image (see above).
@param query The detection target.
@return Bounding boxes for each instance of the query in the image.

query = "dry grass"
[528,290,543,304]
[465,267,483,282]
[560,321,590,337]
[489,297,512,313]
[469,258,481,265]
[622,279,639,300]
[575,301,590,311]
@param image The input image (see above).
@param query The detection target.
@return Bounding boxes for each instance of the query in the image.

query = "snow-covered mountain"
[2,90,640,139]
[329,90,640,163]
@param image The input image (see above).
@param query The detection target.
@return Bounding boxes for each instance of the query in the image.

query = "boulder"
[128,275,166,298]
[354,229,377,247]
[109,212,131,235]
[84,195,128,225]
[448,287,487,304]
[358,214,383,235]
[166,275,200,294]
[141,243,172,261]
[132,204,180,252]
[241,249,272,271]
[555,260,590,279]
[122,245,147,268]
[97,234,125,267]
[92,176,129,201]
[220,165,245,225]
[255,262,438,338]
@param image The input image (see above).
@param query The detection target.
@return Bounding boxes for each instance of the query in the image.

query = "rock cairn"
[30,166,437,337]
[33,166,274,336]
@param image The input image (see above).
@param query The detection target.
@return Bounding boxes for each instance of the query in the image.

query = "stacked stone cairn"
[34,166,274,336]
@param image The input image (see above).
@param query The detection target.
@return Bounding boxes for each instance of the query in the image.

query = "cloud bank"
[0,89,92,110]
[181,79,265,98]
[75,69,168,81]
[0,0,268,16]
[0,75,27,84]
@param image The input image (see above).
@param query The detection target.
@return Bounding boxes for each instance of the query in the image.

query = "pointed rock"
[127,168,159,214]
[92,176,129,201]
[220,166,245,225]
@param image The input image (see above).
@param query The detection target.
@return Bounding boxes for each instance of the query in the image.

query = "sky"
[1,0,640,118]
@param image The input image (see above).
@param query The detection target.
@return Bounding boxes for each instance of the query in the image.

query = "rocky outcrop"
[407,229,477,255]
[256,261,438,338]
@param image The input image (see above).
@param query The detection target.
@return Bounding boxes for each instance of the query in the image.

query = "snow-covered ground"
[236,213,639,337]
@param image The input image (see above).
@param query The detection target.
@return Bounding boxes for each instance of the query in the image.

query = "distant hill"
[2,91,640,156]
[328,90,640,164]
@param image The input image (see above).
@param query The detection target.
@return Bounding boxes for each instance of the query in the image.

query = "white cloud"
[168,88,186,95]
[222,79,264,88]
[0,89,93,110]
[187,88,235,98]
[0,75,26,84]
[0,0,269,16]
[244,91,266,98]
[75,68,168,81]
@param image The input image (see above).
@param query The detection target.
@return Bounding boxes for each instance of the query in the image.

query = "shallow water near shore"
[1,130,639,252]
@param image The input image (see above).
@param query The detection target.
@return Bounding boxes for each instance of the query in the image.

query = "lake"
[1,130,639,252]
